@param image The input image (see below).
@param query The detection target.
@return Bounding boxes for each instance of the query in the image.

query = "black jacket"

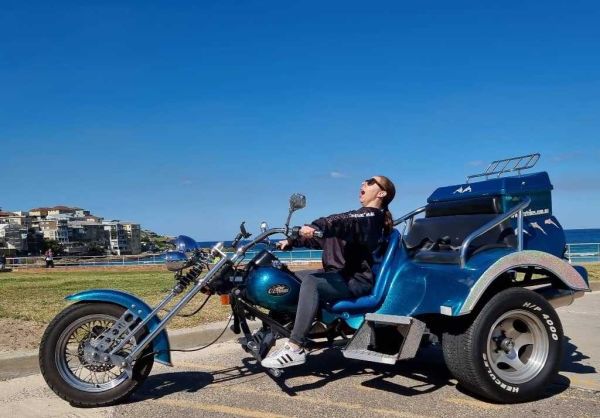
[293,206,386,296]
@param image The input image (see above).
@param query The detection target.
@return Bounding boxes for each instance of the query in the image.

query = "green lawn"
[585,263,600,282]
[1,263,597,329]
[0,269,230,328]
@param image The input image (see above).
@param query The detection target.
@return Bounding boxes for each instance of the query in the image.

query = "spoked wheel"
[443,288,563,403]
[40,303,154,407]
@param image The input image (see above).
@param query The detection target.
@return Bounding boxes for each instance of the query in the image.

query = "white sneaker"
[261,342,306,369]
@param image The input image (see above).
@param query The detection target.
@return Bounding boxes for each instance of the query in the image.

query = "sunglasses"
[365,178,384,190]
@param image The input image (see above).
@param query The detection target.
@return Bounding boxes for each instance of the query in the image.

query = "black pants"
[290,270,353,346]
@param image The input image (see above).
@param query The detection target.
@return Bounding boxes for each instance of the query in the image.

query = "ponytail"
[383,208,394,235]
[374,175,396,235]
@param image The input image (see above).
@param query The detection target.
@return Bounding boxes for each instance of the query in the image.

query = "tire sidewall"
[39,302,153,406]
[469,288,563,402]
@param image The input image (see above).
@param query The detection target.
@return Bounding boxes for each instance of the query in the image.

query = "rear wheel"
[39,302,154,407]
[442,288,563,403]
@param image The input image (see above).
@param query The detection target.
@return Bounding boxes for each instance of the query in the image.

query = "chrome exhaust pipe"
[535,286,585,309]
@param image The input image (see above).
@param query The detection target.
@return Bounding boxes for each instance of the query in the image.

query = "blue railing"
[5,243,598,269]
[4,249,324,269]
[566,243,600,263]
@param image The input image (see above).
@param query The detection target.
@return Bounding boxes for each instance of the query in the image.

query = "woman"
[262,175,396,369]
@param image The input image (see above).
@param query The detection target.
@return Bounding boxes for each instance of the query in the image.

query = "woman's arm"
[311,208,379,241]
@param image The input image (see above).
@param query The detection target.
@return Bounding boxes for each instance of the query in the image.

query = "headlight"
[165,250,189,271]
[173,235,199,253]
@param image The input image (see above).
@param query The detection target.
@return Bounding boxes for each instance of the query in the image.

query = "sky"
[1,1,599,240]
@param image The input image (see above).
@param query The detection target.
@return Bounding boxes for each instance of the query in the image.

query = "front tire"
[442,288,563,403]
[39,302,154,407]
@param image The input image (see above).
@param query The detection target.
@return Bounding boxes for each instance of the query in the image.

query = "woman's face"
[359,176,386,207]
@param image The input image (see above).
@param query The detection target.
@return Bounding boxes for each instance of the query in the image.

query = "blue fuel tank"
[245,266,301,312]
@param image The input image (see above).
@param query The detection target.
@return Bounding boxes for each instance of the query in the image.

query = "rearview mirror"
[289,193,306,212]
[260,221,268,232]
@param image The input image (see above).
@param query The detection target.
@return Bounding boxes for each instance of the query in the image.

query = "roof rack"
[466,153,540,183]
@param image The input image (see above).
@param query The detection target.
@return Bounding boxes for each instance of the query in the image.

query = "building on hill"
[122,222,141,254]
[102,221,141,255]
[2,205,143,256]
[0,223,28,254]
[39,219,69,244]
[68,221,110,251]
[29,207,50,219]
[0,211,31,228]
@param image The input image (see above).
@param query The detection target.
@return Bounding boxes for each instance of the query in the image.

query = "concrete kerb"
[0,319,260,381]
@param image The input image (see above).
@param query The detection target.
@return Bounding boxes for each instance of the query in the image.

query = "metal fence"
[5,244,597,269]
[4,249,324,269]
[566,243,600,263]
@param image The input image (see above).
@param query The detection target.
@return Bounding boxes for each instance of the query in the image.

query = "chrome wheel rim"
[486,309,549,385]
[55,314,134,392]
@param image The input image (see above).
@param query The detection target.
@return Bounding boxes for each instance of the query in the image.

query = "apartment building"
[39,219,69,243]
[29,207,49,218]
[102,221,142,255]
[69,221,109,246]
[0,211,31,228]
[122,223,141,254]
[0,223,28,253]
[1,205,144,255]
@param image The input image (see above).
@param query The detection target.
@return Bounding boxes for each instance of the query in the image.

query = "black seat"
[404,196,515,265]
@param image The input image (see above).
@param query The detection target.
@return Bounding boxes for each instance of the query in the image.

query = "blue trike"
[39,153,590,405]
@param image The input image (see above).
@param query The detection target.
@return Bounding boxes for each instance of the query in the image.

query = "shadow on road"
[127,371,213,403]
[275,344,454,397]
[128,337,589,404]
[561,336,596,375]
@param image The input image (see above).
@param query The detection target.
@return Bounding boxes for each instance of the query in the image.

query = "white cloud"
[467,160,485,167]
[551,151,583,162]
[330,171,347,179]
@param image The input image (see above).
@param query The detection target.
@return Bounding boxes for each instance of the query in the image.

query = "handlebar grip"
[291,226,323,239]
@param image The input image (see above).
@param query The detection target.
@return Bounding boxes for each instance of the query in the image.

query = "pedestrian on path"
[45,249,54,268]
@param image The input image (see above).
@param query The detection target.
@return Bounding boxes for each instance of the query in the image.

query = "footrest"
[364,313,412,325]
[342,349,398,365]
[342,314,425,364]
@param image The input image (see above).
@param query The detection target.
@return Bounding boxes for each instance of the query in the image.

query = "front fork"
[86,257,235,374]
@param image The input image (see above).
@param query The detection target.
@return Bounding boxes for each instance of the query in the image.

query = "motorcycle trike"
[39,153,590,405]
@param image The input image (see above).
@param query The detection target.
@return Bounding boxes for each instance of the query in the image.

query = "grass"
[0,262,597,328]
[0,268,230,328]
[584,263,600,282]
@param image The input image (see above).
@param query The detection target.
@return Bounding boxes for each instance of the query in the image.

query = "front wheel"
[39,302,154,407]
[442,287,563,403]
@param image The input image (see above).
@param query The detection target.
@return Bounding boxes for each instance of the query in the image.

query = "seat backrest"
[328,228,401,313]
[370,228,401,296]
[404,195,516,251]
[404,214,516,249]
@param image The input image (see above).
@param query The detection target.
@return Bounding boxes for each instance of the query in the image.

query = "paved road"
[1,292,598,417]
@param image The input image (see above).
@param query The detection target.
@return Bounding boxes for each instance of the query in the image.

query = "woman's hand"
[299,225,316,238]
[276,239,292,250]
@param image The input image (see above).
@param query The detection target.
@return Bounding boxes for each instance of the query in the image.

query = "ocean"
[564,229,600,244]
[564,229,600,263]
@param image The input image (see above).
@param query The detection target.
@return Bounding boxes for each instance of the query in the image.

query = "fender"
[458,250,590,315]
[66,289,172,366]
